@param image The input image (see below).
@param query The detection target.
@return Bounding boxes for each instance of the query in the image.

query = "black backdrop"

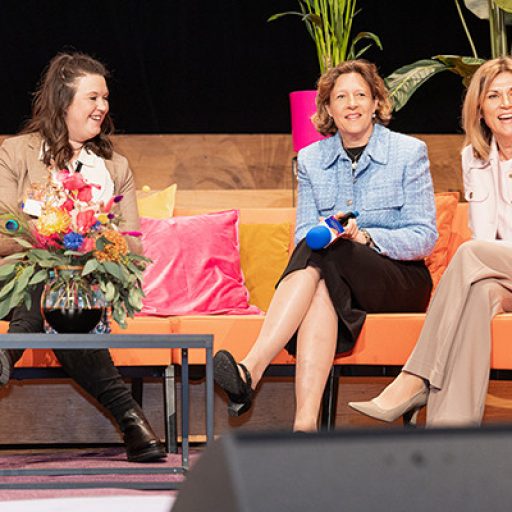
[0,0,494,134]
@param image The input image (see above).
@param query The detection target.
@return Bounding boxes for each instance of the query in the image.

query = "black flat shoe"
[214,350,253,416]
[119,406,167,463]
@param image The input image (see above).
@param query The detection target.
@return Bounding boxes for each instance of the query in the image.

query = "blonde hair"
[312,60,392,136]
[462,57,512,161]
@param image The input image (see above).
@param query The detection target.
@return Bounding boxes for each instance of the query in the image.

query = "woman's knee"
[453,239,494,263]
[280,265,321,286]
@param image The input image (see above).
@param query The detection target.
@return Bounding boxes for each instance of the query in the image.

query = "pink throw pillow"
[139,210,261,316]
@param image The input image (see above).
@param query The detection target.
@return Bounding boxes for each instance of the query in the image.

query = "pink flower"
[57,169,70,181]
[79,237,95,253]
[76,210,97,233]
[62,198,74,212]
[32,231,61,250]
[102,197,115,213]
[62,173,87,191]
[77,185,93,203]
[121,231,142,237]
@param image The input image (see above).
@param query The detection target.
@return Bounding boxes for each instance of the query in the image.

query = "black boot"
[119,405,166,462]
[0,349,23,387]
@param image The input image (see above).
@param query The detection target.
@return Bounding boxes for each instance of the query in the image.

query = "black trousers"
[279,238,433,355]
[6,286,136,425]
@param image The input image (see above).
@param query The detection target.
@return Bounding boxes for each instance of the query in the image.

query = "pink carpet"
[0,447,201,503]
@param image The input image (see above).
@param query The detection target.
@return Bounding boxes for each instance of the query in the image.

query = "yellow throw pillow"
[239,223,292,311]
[137,184,177,219]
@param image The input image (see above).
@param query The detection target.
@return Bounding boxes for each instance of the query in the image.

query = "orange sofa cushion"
[426,192,460,289]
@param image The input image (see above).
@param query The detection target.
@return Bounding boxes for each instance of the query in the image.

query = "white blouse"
[71,147,114,203]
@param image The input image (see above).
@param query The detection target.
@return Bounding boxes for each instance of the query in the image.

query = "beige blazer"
[0,132,142,257]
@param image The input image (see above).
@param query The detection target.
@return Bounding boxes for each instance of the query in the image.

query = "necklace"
[345,145,366,171]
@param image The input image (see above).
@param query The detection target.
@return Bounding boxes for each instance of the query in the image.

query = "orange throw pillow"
[425,192,460,290]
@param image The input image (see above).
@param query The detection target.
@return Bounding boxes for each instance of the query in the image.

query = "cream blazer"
[461,140,512,241]
[0,133,142,257]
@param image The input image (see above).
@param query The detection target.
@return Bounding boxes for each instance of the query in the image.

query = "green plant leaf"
[494,0,512,14]
[267,11,305,22]
[82,258,99,276]
[0,297,12,319]
[348,31,383,59]
[104,281,116,302]
[13,237,34,249]
[96,237,112,252]
[102,261,124,281]
[0,278,16,300]
[128,287,143,310]
[13,265,35,293]
[434,55,485,80]
[4,252,28,261]
[28,268,49,285]
[385,59,451,111]
[0,263,17,279]
[23,290,32,313]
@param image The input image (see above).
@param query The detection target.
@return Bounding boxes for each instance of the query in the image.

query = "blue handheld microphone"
[305,211,359,250]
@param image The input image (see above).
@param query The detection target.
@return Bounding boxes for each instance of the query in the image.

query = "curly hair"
[462,57,512,161]
[312,60,392,136]
[23,52,114,169]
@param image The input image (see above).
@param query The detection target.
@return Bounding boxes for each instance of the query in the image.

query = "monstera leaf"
[385,56,485,111]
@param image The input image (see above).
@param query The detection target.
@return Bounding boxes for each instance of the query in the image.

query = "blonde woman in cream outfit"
[350,57,512,427]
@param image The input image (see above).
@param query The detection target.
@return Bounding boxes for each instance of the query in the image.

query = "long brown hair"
[23,52,114,169]
[462,57,512,161]
[313,60,392,136]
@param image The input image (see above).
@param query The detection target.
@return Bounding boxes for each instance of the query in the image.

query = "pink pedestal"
[289,90,326,152]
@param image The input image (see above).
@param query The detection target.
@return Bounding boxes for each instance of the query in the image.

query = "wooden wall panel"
[0,133,463,195]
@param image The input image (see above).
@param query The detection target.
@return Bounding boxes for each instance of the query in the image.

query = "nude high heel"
[348,388,428,426]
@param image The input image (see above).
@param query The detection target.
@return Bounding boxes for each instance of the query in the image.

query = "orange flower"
[94,230,128,262]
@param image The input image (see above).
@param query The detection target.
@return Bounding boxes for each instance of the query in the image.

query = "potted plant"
[269,0,382,152]
[386,0,512,112]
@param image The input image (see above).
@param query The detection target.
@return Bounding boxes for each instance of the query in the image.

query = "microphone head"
[306,225,332,250]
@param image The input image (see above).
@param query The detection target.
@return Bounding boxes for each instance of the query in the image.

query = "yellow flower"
[97,213,109,225]
[94,230,128,262]
[36,208,71,236]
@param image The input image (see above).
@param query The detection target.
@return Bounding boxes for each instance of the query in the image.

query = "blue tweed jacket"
[296,123,437,260]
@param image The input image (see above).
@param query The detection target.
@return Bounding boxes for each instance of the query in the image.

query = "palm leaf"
[347,31,383,60]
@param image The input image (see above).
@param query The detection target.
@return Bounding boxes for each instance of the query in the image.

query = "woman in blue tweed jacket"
[214,60,438,431]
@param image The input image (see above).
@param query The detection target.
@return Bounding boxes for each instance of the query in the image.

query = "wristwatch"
[360,228,375,248]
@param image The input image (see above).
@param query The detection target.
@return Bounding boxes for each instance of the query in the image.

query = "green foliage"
[386,56,485,112]
[0,243,150,328]
[385,0,501,112]
[268,0,382,74]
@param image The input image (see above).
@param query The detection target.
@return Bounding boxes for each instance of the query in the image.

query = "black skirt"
[278,238,433,356]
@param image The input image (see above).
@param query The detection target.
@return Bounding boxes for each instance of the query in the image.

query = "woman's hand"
[332,212,366,245]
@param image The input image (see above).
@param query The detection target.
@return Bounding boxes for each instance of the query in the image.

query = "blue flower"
[63,232,84,250]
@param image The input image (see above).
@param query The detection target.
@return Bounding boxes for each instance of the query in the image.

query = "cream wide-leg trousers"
[403,239,512,426]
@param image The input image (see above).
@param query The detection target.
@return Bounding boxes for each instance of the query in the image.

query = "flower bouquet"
[0,167,150,331]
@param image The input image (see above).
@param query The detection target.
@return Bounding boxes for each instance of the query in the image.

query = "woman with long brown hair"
[0,52,165,462]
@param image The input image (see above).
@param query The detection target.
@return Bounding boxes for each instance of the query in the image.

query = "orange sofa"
[8,198,512,431]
